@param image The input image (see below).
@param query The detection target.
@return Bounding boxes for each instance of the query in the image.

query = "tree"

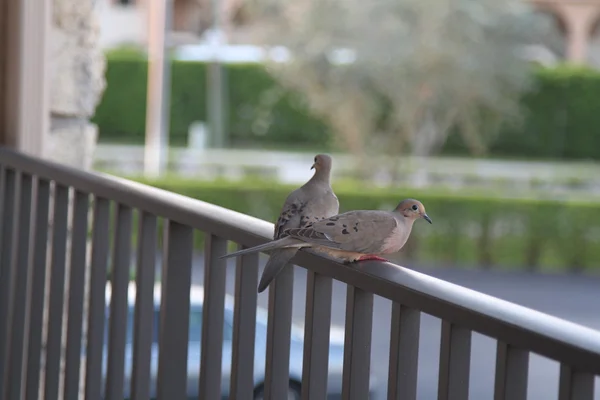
[244,0,559,179]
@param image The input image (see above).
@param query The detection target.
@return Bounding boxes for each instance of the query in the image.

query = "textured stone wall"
[45,0,106,170]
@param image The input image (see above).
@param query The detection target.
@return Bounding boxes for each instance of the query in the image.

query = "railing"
[0,146,599,400]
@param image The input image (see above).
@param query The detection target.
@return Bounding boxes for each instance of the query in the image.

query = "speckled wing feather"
[285,210,398,254]
[273,195,305,239]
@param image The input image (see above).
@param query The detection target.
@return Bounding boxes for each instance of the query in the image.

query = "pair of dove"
[221,154,432,293]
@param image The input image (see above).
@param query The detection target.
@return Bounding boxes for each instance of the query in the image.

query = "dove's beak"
[310,163,316,170]
[423,214,432,224]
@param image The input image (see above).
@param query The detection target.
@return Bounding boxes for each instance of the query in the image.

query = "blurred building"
[97,0,600,67]
[531,0,600,63]
[97,0,247,48]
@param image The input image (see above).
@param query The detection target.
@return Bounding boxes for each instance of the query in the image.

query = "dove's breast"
[379,222,412,254]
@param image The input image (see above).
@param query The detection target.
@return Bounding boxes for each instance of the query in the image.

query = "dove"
[246,154,339,293]
[221,199,431,265]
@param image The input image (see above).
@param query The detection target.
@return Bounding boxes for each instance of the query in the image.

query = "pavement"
[188,254,600,400]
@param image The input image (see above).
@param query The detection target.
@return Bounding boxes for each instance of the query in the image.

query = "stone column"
[45,0,107,170]
[0,0,51,155]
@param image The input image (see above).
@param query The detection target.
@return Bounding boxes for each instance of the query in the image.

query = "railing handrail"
[2,147,600,375]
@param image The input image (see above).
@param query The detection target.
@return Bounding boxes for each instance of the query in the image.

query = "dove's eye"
[314,157,317,162]
[411,204,419,211]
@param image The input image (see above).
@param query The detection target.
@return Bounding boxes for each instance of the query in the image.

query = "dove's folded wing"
[286,210,398,254]
[274,196,305,239]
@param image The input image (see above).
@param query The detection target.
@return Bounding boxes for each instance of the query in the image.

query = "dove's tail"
[219,236,306,260]
[257,248,298,293]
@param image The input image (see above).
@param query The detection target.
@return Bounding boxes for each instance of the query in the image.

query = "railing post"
[264,263,294,400]
[6,173,32,400]
[387,303,420,400]
[25,178,51,400]
[43,184,70,400]
[494,342,528,400]
[156,221,193,400]
[105,203,133,400]
[438,321,472,400]
[558,365,594,400]
[63,190,90,399]
[229,245,259,400]
[301,271,333,400]
[199,234,228,400]
[84,197,111,400]
[131,212,158,400]
[0,168,17,398]
[341,286,373,400]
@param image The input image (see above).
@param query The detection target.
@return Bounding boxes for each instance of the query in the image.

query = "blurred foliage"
[243,0,558,166]
[93,58,331,148]
[121,176,600,272]
[93,58,600,161]
[104,45,148,60]
[444,64,600,160]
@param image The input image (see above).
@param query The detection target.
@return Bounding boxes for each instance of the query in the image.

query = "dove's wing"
[273,184,339,240]
[273,193,305,240]
[285,210,398,254]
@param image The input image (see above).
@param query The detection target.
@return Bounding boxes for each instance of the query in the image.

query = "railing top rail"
[3,147,600,374]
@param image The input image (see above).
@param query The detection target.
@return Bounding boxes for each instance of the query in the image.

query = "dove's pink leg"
[356,255,389,262]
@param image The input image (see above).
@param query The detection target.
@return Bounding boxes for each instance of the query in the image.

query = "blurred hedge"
[92,59,600,159]
[126,177,600,272]
[93,59,331,148]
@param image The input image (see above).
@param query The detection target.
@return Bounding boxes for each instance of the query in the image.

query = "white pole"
[208,0,226,148]
[144,0,173,177]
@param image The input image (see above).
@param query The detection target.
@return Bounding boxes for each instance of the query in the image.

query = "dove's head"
[310,154,333,172]
[394,199,432,224]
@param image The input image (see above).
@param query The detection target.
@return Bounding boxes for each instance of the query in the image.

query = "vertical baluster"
[84,197,111,400]
[387,303,420,400]
[301,271,333,400]
[105,203,133,400]
[44,184,70,400]
[438,321,472,400]
[0,168,17,396]
[494,341,528,400]
[156,221,193,400]
[558,364,594,400]
[25,178,51,400]
[6,173,32,400]
[131,212,157,400]
[63,190,90,399]
[199,234,228,400]
[341,286,374,400]
[0,166,5,231]
[264,263,294,400]
[229,245,259,400]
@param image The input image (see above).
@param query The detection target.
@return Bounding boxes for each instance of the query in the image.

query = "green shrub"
[105,45,148,60]
[93,59,600,160]
[122,177,600,272]
[93,58,331,148]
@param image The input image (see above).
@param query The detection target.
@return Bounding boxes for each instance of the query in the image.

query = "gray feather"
[257,248,298,293]
[218,237,304,260]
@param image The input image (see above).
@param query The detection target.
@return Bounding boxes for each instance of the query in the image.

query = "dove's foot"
[356,255,389,262]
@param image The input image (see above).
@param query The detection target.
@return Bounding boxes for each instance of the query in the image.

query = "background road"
[188,254,600,400]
